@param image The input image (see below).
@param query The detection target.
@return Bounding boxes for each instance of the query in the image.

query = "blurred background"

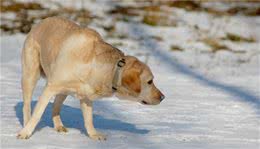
[1,0,259,76]
[1,0,260,149]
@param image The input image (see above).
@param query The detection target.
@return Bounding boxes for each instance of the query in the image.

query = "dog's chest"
[75,83,112,100]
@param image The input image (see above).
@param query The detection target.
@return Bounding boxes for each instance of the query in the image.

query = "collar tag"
[112,86,117,91]
[117,59,125,67]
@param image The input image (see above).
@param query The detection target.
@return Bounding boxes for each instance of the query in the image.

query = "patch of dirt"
[108,6,141,16]
[142,12,177,26]
[202,37,249,54]
[0,0,44,12]
[222,33,256,42]
[109,0,260,20]
[157,1,260,16]
[108,1,260,27]
[150,35,163,41]
[170,45,184,51]
[202,38,229,53]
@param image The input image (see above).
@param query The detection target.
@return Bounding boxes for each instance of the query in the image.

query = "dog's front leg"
[80,99,106,141]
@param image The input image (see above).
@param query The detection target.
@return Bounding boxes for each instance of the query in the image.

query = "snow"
[1,1,260,149]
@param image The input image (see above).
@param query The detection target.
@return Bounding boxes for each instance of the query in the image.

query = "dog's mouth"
[141,100,161,105]
[141,100,149,105]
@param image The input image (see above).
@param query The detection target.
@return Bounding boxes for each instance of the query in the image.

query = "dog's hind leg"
[21,36,41,126]
[52,94,68,133]
[17,85,59,139]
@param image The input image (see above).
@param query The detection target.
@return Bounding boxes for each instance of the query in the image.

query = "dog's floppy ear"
[122,61,141,94]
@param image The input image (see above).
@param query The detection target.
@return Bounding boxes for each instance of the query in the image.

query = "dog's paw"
[55,126,68,133]
[17,129,31,139]
[89,132,107,141]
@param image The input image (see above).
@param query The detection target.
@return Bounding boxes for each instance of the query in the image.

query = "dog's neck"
[80,44,125,99]
[112,58,126,92]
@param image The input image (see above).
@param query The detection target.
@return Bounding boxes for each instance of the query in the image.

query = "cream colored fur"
[18,17,164,140]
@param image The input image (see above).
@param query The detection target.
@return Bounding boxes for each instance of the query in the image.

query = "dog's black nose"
[160,94,165,101]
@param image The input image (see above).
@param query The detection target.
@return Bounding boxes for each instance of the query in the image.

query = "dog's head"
[115,56,164,105]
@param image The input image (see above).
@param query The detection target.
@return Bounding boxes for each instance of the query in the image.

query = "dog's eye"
[147,79,153,85]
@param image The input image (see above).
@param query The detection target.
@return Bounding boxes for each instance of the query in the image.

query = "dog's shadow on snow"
[15,101,149,134]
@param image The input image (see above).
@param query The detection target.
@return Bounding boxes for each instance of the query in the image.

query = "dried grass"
[224,33,256,42]
[170,45,184,51]
[0,0,92,34]
[202,38,229,53]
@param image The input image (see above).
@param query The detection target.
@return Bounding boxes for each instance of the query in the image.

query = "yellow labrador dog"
[17,17,164,140]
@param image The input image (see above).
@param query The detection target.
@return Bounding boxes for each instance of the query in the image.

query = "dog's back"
[26,17,102,78]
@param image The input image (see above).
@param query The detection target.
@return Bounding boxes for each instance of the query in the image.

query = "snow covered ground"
[1,1,260,149]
